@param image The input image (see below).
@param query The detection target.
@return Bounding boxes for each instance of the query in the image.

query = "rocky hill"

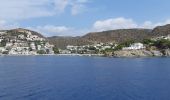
[82,29,152,43]
[152,24,170,36]
[48,24,170,48]
[48,36,92,49]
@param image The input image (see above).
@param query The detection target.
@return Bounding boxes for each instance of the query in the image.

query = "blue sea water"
[0,56,170,100]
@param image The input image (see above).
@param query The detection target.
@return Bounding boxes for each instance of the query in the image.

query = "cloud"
[70,0,89,15]
[93,17,138,32]
[71,4,86,15]
[2,17,170,37]
[16,18,170,37]
[0,0,53,20]
[28,25,89,36]
[0,0,89,21]
[0,19,19,30]
[92,17,170,32]
[54,0,69,13]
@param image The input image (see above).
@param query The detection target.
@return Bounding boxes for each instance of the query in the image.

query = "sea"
[0,56,170,100]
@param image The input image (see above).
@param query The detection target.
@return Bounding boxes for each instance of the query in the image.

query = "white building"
[6,43,13,47]
[164,35,170,40]
[67,45,77,51]
[123,43,145,50]
[0,47,6,52]
[101,46,112,50]
[18,34,25,39]
[30,42,36,50]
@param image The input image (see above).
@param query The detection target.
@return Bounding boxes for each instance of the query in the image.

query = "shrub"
[53,47,59,54]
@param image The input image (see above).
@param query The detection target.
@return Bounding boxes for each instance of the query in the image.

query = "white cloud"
[0,19,19,30]
[10,18,170,37]
[2,17,170,37]
[70,0,89,15]
[28,25,89,36]
[0,0,54,20]
[93,17,138,32]
[54,0,69,13]
[92,17,170,32]
[0,0,89,21]
[71,4,86,15]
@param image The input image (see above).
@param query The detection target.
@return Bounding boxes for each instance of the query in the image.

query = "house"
[30,42,36,50]
[18,34,25,39]
[123,43,145,50]
[101,46,112,50]
[0,47,6,52]
[6,43,13,47]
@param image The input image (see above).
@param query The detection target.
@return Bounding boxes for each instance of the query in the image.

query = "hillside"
[48,36,92,49]
[82,29,152,43]
[0,28,54,55]
[152,24,170,36]
[6,28,45,38]
[47,24,170,49]
[2,24,170,49]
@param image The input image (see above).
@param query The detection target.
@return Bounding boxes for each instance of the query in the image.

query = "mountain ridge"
[1,24,170,49]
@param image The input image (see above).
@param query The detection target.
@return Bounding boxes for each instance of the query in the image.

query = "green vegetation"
[142,39,155,45]
[113,40,135,51]
[100,48,113,55]
[2,51,9,54]
[153,39,170,49]
[7,31,27,36]
[0,40,7,47]
[142,38,170,50]
[53,47,59,54]
[88,46,96,51]
[37,50,46,54]
[114,44,125,51]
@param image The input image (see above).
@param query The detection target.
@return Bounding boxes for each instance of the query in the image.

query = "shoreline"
[0,54,170,58]
[0,54,105,57]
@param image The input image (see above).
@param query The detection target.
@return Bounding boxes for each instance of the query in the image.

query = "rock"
[113,50,153,57]
[164,49,170,56]
[143,50,153,56]
[105,52,113,57]
[150,50,163,57]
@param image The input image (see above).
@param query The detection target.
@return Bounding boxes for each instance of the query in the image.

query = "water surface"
[0,56,170,100]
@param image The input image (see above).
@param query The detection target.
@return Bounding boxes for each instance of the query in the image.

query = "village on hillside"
[0,30,54,55]
[1,28,170,57]
[59,34,170,57]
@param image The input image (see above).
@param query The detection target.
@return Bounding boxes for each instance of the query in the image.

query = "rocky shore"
[113,49,170,57]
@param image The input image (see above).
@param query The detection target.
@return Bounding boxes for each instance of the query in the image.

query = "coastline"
[0,54,105,57]
[1,50,170,58]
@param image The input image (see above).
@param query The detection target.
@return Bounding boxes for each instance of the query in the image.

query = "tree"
[37,50,46,54]
[0,39,7,47]
[142,39,154,45]
[122,40,135,47]
[153,39,170,49]
[2,51,9,54]
[88,46,96,50]
[53,47,59,54]
[113,40,134,51]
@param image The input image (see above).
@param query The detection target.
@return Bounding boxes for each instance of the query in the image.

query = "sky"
[0,0,170,36]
